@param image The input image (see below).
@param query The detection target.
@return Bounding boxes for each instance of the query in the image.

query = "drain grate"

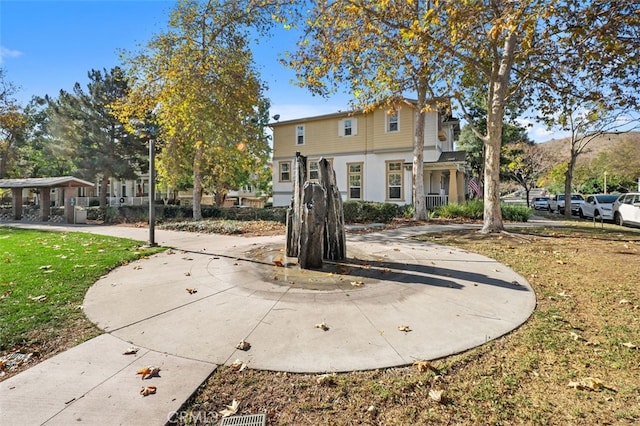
[219,413,266,426]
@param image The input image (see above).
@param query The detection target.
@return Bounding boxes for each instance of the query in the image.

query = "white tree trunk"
[481,31,518,233]
[413,86,428,220]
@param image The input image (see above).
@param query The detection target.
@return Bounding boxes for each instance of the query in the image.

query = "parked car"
[612,192,640,227]
[578,194,618,221]
[532,196,550,210]
[548,193,584,215]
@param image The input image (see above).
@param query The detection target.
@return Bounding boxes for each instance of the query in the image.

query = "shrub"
[501,203,532,222]
[433,200,531,222]
[434,199,484,220]
[343,201,399,223]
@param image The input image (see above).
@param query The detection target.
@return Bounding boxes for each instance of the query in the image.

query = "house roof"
[0,176,95,189]
[435,151,467,163]
[269,97,453,127]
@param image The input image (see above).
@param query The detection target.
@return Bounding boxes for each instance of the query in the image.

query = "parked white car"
[613,193,640,227]
[532,196,550,210]
[578,194,618,221]
[548,193,584,215]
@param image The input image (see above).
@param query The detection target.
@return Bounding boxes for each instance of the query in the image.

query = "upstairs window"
[296,125,305,145]
[339,118,357,136]
[387,110,399,132]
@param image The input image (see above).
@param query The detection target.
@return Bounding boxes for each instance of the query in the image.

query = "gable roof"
[0,176,94,189]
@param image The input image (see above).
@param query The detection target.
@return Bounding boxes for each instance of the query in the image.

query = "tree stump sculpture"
[286,152,346,268]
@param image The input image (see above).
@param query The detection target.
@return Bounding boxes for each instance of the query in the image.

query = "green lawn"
[0,227,164,351]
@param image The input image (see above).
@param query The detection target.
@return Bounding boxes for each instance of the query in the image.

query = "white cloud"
[0,46,23,64]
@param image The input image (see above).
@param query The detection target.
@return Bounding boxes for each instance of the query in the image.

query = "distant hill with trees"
[537,131,640,194]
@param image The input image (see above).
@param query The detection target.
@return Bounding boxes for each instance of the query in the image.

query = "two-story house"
[271,99,467,208]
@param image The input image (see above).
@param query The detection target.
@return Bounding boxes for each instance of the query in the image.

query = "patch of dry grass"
[177,222,640,425]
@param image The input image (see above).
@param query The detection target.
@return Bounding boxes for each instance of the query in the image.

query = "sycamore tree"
[279,0,639,232]
[281,1,546,232]
[534,0,640,218]
[281,2,449,220]
[116,0,273,219]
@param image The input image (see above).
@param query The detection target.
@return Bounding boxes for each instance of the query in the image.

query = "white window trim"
[386,110,399,133]
[347,162,363,200]
[386,160,404,201]
[339,118,358,137]
[279,161,292,182]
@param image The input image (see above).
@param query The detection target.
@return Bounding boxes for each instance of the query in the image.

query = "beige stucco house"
[271,99,467,208]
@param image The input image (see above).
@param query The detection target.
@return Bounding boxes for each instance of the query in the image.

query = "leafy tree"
[280,1,549,231]
[0,68,28,178]
[533,0,640,218]
[48,67,148,206]
[279,0,639,232]
[117,0,272,219]
[16,96,76,178]
[501,142,547,207]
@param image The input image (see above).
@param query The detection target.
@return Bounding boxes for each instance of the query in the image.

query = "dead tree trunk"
[319,158,346,260]
[286,152,306,257]
[298,182,326,269]
[286,153,346,269]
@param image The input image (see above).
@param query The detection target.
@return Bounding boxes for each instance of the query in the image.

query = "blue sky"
[1,0,353,122]
[1,0,557,141]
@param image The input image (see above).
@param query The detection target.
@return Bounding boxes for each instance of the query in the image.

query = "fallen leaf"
[230,359,247,372]
[350,281,364,287]
[236,340,251,351]
[621,342,637,349]
[186,288,197,294]
[570,332,585,341]
[28,295,47,302]
[316,373,336,385]
[123,347,139,355]
[398,325,412,332]
[567,377,613,392]
[414,360,437,373]
[184,272,191,276]
[315,322,329,331]
[133,265,142,270]
[429,389,444,403]
[140,386,157,396]
[273,257,284,267]
[219,399,240,417]
[136,366,160,380]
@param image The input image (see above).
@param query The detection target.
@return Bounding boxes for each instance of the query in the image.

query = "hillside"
[537,131,640,163]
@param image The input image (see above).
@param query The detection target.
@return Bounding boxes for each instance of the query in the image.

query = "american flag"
[468,177,481,198]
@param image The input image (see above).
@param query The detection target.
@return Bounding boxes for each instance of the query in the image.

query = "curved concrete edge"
[83,235,537,373]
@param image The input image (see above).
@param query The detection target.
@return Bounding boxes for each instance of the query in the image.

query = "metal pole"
[148,138,157,247]
[604,171,607,194]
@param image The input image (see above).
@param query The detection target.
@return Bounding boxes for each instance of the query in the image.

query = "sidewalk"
[0,221,538,425]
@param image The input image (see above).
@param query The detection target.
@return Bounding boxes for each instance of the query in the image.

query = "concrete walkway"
[0,220,539,425]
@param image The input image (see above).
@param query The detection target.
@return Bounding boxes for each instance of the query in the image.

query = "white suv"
[613,193,640,227]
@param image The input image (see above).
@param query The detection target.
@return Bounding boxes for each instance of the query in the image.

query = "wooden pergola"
[0,176,94,224]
